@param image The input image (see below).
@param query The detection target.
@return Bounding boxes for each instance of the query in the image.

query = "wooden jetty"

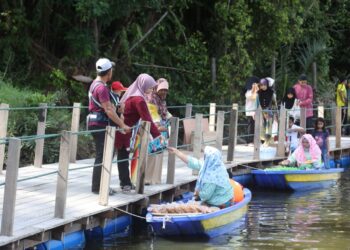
[0,102,349,249]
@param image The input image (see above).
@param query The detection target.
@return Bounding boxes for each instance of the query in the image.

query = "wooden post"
[99,126,116,205]
[215,111,224,151]
[167,117,179,184]
[1,138,21,236]
[54,131,72,218]
[70,102,81,163]
[193,113,203,175]
[253,107,262,160]
[227,104,238,161]
[184,103,193,150]
[336,106,341,148]
[300,107,306,130]
[271,56,276,80]
[211,57,216,84]
[318,103,324,118]
[312,62,317,94]
[331,103,336,135]
[277,106,287,157]
[0,103,9,174]
[209,103,216,132]
[185,103,192,118]
[135,121,150,194]
[34,103,47,167]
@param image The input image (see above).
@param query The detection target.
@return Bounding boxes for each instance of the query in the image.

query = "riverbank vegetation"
[1,1,350,164]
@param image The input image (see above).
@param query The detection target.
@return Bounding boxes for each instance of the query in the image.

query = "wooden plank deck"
[0,136,349,247]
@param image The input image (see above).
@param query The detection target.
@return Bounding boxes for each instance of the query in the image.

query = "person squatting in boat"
[280,134,323,169]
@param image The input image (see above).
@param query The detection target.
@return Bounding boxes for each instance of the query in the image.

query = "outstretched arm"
[168,147,189,164]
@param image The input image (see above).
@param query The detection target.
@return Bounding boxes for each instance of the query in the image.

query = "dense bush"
[0,81,94,166]
[1,1,350,166]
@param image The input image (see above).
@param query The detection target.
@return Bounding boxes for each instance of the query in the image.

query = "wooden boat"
[146,188,251,238]
[252,168,344,191]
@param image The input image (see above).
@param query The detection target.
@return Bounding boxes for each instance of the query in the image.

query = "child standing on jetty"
[312,117,330,169]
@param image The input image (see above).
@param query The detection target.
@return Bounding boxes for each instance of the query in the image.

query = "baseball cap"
[111,81,128,91]
[96,58,115,73]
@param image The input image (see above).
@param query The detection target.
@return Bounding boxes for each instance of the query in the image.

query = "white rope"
[239,164,264,171]
[113,207,146,220]
[162,215,172,229]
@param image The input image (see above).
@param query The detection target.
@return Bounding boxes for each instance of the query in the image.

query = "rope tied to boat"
[113,207,146,220]
[239,164,266,171]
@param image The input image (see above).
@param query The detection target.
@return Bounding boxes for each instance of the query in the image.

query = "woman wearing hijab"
[258,78,275,144]
[168,146,233,208]
[147,78,171,123]
[282,87,300,122]
[144,78,172,185]
[115,73,161,192]
[244,76,260,144]
[281,134,323,169]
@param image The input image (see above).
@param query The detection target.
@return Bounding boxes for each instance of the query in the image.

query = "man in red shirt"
[88,58,130,194]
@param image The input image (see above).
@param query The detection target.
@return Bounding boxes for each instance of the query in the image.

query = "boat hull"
[146,188,252,238]
[252,168,344,191]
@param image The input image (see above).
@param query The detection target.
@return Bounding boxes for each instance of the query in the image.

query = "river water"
[88,169,350,249]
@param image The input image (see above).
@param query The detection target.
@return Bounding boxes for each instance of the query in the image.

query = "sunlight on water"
[87,169,350,250]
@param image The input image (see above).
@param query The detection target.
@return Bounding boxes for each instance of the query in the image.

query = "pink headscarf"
[156,78,169,92]
[120,73,157,104]
[294,134,321,163]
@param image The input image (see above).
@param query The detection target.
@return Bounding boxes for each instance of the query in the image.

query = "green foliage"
[0,81,72,165]
[1,0,350,167]
[0,0,350,117]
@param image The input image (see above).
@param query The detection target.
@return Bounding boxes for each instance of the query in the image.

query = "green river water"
[86,169,350,250]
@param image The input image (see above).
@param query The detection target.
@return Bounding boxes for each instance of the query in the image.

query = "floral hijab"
[196,146,231,190]
[148,93,168,120]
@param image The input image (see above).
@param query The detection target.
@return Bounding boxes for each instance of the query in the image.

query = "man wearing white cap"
[88,58,130,194]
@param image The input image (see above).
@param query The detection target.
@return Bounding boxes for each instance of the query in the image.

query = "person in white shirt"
[286,116,305,153]
[244,76,259,143]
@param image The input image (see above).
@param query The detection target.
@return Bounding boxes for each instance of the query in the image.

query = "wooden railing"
[0,102,346,236]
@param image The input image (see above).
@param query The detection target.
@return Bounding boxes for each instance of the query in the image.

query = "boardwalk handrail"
[0,101,347,244]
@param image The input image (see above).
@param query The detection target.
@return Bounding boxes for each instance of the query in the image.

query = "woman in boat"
[281,134,323,169]
[168,146,234,208]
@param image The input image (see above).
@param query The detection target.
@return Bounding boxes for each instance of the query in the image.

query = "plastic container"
[63,230,85,249]
[260,147,277,160]
[85,215,131,240]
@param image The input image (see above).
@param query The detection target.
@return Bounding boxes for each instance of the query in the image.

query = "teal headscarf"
[196,146,231,190]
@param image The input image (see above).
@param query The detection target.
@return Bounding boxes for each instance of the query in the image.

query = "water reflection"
[90,169,350,249]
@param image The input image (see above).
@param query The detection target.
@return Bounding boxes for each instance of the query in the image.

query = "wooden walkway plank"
[0,137,349,246]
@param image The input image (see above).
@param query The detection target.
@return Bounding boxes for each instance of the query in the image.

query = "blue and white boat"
[252,168,344,191]
[146,188,251,238]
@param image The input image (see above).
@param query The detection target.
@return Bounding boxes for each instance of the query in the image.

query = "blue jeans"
[322,148,330,169]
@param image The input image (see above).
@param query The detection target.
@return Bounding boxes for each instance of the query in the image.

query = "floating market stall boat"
[252,167,344,191]
[146,188,251,238]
